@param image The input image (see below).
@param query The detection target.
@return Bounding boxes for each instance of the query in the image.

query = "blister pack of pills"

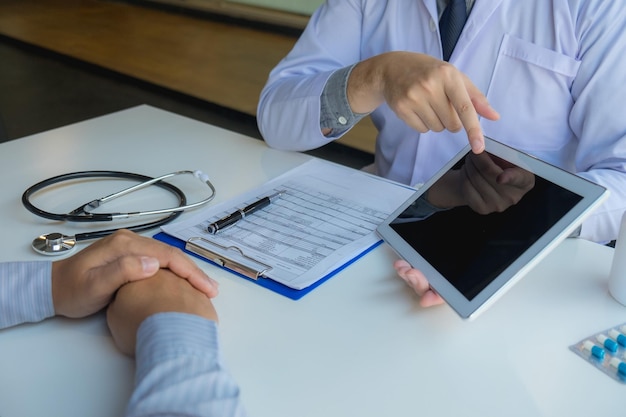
[570,322,626,384]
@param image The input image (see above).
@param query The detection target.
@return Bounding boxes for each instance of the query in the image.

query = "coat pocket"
[483,34,581,153]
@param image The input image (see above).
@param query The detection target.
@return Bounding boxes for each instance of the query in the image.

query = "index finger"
[445,74,500,153]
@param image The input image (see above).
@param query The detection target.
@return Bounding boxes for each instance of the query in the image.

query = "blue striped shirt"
[0,261,54,327]
[0,261,246,417]
[130,313,246,417]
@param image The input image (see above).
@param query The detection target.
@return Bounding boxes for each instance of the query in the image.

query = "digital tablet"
[377,137,608,320]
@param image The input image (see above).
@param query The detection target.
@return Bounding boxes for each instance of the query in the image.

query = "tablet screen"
[388,154,582,301]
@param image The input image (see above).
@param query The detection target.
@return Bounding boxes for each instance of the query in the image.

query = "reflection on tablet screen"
[389,151,582,301]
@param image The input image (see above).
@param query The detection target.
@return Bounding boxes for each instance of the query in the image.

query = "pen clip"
[185,236,273,280]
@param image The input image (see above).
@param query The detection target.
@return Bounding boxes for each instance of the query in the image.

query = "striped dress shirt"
[0,261,246,417]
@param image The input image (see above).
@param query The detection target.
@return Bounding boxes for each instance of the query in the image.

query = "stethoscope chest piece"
[32,233,76,256]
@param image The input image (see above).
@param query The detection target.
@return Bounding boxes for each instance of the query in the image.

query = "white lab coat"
[258,0,626,243]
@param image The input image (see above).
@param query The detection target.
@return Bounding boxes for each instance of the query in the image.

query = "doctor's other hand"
[394,259,444,308]
[425,152,536,214]
[107,268,219,356]
[51,229,219,319]
[346,51,500,153]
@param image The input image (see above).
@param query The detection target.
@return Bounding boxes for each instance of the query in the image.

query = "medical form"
[161,159,415,290]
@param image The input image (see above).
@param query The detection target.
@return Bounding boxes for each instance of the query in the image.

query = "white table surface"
[0,105,624,417]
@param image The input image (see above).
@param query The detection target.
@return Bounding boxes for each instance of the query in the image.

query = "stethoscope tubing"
[22,170,188,222]
[22,170,216,244]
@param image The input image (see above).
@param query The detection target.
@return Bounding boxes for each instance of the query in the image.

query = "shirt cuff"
[0,261,54,329]
[320,64,369,136]
[129,312,245,417]
[135,312,221,381]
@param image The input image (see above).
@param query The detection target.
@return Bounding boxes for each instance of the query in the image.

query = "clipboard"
[157,159,415,300]
[154,231,383,300]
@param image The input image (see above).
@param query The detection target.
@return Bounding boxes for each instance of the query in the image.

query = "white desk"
[0,105,624,417]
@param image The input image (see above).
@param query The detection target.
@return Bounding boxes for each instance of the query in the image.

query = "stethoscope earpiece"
[32,232,77,256]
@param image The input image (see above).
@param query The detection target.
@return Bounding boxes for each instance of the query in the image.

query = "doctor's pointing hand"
[341,52,500,154]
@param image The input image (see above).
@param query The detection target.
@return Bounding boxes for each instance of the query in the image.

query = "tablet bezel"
[376,137,608,320]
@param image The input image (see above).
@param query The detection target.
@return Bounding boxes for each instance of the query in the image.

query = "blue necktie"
[439,0,468,61]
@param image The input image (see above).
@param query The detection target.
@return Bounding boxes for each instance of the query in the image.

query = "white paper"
[162,159,415,289]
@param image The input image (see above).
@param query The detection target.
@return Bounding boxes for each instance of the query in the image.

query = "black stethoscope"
[22,170,216,256]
